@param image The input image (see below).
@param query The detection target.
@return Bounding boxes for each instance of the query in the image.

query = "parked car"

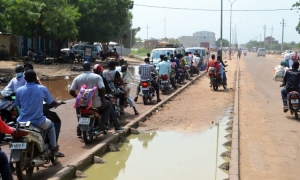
[257,48,266,57]
[150,44,185,65]
[61,44,103,62]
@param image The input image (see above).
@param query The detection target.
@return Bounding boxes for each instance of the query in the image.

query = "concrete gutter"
[49,72,205,180]
[229,61,240,180]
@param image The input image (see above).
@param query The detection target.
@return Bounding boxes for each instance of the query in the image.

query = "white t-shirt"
[289,59,293,68]
[70,72,105,108]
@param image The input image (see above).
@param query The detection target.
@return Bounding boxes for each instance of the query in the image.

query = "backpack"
[208,67,216,76]
[74,84,97,109]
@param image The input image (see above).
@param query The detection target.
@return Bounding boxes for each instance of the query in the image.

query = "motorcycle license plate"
[79,118,90,125]
[161,81,168,83]
[10,143,27,150]
[142,88,149,90]
[291,99,299,104]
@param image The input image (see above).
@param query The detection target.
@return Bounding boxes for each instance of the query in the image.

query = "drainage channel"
[74,107,233,180]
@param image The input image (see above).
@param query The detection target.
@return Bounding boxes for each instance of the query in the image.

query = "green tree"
[71,0,132,42]
[293,2,300,34]
[216,38,230,47]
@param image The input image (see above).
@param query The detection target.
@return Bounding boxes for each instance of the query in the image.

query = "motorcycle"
[286,91,300,120]
[159,74,171,95]
[8,121,58,180]
[209,74,227,91]
[140,80,155,105]
[0,89,19,141]
[78,107,107,144]
[177,68,185,84]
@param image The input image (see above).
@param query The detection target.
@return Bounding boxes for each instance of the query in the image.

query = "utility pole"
[146,25,149,40]
[130,19,132,48]
[164,18,166,38]
[270,26,275,51]
[228,0,238,60]
[220,0,223,58]
[263,24,267,48]
[280,19,286,53]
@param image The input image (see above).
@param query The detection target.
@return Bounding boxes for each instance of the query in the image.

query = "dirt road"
[239,53,300,180]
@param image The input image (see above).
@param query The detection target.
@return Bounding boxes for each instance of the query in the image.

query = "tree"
[169,38,179,43]
[70,0,133,42]
[216,38,230,47]
[293,2,300,34]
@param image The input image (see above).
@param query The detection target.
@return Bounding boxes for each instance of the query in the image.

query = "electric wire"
[135,4,299,12]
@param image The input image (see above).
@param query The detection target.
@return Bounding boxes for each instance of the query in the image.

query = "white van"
[185,47,207,59]
[150,44,185,65]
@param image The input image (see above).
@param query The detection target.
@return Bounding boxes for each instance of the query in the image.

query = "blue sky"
[131,0,300,44]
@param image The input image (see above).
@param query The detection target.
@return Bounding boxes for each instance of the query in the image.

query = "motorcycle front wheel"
[295,111,298,120]
[16,148,34,180]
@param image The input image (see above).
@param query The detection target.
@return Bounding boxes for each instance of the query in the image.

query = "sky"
[131,0,300,44]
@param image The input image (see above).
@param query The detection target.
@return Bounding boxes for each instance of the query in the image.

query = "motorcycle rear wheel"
[82,130,94,144]
[213,84,218,91]
[16,149,34,180]
[295,112,298,120]
[143,96,148,105]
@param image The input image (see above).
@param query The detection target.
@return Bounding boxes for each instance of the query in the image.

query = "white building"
[179,31,216,48]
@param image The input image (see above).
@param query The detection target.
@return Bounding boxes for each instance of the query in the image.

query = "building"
[178,31,216,48]
[265,36,279,44]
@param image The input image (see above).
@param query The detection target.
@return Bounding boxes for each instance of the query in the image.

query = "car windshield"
[259,49,265,52]
[151,50,174,59]
[185,49,203,56]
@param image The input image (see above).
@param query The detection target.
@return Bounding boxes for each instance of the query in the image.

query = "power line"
[135,4,298,11]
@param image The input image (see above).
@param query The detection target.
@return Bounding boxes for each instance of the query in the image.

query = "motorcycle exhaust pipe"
[30,159,45,167]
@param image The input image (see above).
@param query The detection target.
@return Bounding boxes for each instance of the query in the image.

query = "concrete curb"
[49,72,205,180]
[229,60,240,180]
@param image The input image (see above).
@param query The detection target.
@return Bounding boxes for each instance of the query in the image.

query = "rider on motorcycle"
[5,65,26,92]
[15,70,62,156]
[280,62,300,112]
[0,117,15,180]
[157,56,177,90]
[206,54,219,76]
[134,58,161,103]
[102,61,126,115]
[217,56,227,85]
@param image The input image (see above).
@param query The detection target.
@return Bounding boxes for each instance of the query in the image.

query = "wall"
[0,34,12,54]
[115,47,131,56]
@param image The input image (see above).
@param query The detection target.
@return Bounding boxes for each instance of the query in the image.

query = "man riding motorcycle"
[280,62,300,112]
[157,56,177,90]
[69,62,124,136]
[15,70,61,156]
[134,58,161,103]
[5,65,26,92]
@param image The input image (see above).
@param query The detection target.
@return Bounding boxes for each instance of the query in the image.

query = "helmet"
[93,64,104,74]
[15,65,24,73]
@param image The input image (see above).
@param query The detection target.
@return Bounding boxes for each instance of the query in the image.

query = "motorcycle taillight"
[141,82,148,87]
[80,109,93,114]
[12,130,29,138]
[291,95,298,99]
[161,75,168,80]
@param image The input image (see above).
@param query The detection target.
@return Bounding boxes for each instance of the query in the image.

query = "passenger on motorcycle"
[102,61,126,115]
[70,62,124,136]
[280,54,293,68]
[0,117,15,180]
[184,52,193,75]
[5,65,26,92]
[206,54,219,76]
[217,56,227,85]
[120,65,139,115]
[15,70,62,156]
[134,58,161,103]
[157,56,177,90]
[280,62,300,112]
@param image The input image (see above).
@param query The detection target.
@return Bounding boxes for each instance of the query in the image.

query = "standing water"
[77,118,230,180]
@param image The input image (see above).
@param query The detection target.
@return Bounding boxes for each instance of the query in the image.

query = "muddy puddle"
[41,66,140,101]
[76,117,230,180]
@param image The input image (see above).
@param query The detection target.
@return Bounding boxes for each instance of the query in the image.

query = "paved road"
[1,68,194,179]
[239,53,300,180]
